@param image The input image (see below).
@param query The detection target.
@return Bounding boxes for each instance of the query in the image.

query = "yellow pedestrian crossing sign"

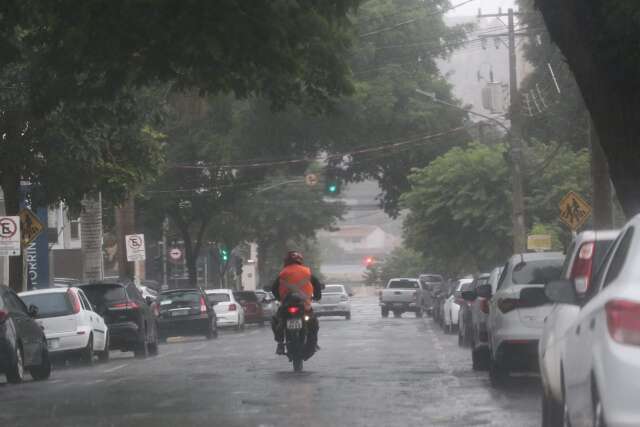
[19,208,45,248]
[559,191,592,231]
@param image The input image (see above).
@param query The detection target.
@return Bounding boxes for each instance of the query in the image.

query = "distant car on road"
[487,252,564,386]
[312,284,351,320]
[0,285,51,383]
[255,289,278,321]
[443,278,473,334]
[206,289,245,330]
[538,231,624,425]
[380,278,424,318]
[458,274,490,347]
[79,281,159,358]
[234,291,264,325]
[157,289,217,340]
[466,267,503,371]
[20,287,110,364]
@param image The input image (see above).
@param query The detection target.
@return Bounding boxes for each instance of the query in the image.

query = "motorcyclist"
[271,251,322,355]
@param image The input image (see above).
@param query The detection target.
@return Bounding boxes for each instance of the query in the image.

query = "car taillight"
[0,309,8,323]
[228,303,237,311]
[497,298,520,314]
[109,301,140,310]
[606,300,640,346]
[570,242,595,294]
[68,289,81,314]
[200,296,207,313]
[287,306,300,315]
[480,298,490,314]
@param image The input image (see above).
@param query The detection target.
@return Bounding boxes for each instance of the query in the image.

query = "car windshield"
[20,293,73,318]
[80,284,127,306]
[388,280,419,289]
[207,293,230,303]
[234,292,258,302]
[512,259,564,285]
[325,285,344,293]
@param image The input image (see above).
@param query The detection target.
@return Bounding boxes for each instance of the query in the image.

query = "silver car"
[312,284,351,320]
[254,289,278,321]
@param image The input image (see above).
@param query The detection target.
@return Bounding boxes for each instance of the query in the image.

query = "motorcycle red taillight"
[0,309,8,323]
[570,242,595,294]
[480,298,490,314]
[287,306,300,315]
[228,303,237,311]
[606,299,640,346]
[67,289,82,314]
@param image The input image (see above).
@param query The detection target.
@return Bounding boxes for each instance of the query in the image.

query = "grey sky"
[446,0,517,17]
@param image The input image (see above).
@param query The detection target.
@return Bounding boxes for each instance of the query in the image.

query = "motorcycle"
[281,296,315,372]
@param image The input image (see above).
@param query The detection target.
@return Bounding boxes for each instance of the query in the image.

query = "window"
[20,293,73,318]
[70,219,80,239]
[388,280,419,289]
[79,291,94,312]
[207,293,230,303]
[603,228,635,288]
[512,259,563,285]
[496,263,509,290]
[127,284,143,301]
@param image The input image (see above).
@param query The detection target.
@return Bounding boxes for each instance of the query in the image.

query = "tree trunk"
[2,173,22,292]
[589,117,613,229]
[536,1,640,218]
[115,195,135,281]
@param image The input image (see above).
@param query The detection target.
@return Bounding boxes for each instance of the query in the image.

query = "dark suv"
[157,288,217,340]
[79,281,159,358]
[0,285,51,383]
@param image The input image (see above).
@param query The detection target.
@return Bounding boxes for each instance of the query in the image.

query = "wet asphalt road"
[0,295,541,426]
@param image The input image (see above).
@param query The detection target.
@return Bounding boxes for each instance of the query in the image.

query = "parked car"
[487,252,564,385]
[79,281,159,358]
[379,278,424,318]
[0,285,51,383]
[443,278,473,334]
[466,267,503,371]
[538,230,618,426]
[312,284,351,319]
[205,289,245,330]
[157,289,217,340]
[458,273,490,347]
[255,289,278,321]
[20,287,110,364]
[432,279,452,325]
[418,274,444,315]
[234,291,264,325]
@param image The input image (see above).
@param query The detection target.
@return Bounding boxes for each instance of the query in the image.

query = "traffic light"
[324,178,341,196]
[219,247,229,262]
[364,256,374,267]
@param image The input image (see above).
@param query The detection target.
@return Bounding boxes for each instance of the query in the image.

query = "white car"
[544,217,640,427]
[205,289,245,330]
[19,287,109,363]
[539,230,619,426]
[443,278,473,334]
[312,284,351,320]
[487,252,564,385]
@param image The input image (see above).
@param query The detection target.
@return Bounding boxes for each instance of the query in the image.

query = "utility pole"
[478,8,527,253]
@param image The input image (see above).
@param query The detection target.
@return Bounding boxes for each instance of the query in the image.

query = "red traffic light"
[364,256,374,266]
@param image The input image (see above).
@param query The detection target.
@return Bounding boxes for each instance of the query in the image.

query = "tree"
[533,1,640,217]
[401,141,591,271]
[378,247,426,285]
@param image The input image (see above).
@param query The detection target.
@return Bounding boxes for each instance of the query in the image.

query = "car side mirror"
[545,279,578,305]
[28,304,39,318]
[476,284,492,299]
[461,290,476,301]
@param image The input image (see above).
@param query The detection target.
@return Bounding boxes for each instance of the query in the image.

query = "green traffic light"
[328,184,337,193]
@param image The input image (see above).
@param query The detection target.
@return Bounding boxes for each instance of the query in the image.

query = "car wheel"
[345,312,351,320]
[206,321,217,340]
[30,344,51,381]
[6,344,25,384]
[98,332,110,363]
[80,334,94,365]
[381,308,389,318]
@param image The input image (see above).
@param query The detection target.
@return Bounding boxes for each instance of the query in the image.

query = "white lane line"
[103,363,128,373]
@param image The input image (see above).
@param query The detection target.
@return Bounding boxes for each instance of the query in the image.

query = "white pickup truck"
[379,278,424,318]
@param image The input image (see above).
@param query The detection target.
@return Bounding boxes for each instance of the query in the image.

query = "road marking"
[103,363,128,373]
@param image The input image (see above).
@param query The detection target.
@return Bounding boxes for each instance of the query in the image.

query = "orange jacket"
[278,264,314,308]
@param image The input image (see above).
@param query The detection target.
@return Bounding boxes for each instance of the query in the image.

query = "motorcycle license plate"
[287,319,303,330]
